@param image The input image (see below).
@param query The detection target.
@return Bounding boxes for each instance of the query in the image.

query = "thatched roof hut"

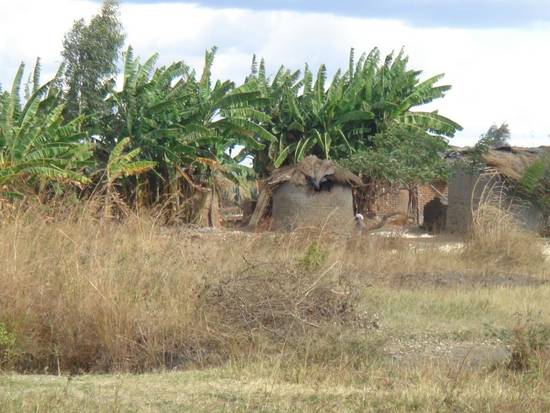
[248,156,362,233]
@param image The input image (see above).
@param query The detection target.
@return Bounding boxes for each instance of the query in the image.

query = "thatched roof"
[266,155,362,188]
[447,145,550,182]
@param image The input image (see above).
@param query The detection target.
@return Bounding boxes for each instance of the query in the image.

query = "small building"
[446,146,549,234]
[247,156,361,233]
[366,181,448,226]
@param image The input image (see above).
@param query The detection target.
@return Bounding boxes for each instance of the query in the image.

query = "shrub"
[297,241,328,272]
[507,314,550,372]
[0,322,17,369]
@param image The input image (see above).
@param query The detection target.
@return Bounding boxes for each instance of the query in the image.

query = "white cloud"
[1,0,549,147]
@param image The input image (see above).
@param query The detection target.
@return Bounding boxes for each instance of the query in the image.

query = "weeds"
[0,322,17,369]
[507,313,550,372]
[297,241,328,271]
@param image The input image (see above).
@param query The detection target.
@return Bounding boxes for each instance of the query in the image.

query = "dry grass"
[0,203,383,373]
[464,195,546,268]
[0,202,548,374]
[1,201,550,411]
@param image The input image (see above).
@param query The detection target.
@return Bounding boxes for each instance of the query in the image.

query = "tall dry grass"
[0,203,376,373]
[464,183,546,267]
[0,200,547,373]
[1,206,204,372]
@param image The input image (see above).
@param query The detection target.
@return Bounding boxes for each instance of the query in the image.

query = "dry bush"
[193,236,382,369]
[193,239,383,373]
[198,255,372,344]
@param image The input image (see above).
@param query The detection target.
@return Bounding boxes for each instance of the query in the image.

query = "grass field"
[3,285,550,412]
[1,205,550,412]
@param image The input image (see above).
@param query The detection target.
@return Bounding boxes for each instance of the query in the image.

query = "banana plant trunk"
[197,186,221,228]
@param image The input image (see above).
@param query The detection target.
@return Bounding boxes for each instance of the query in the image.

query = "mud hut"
[248,156,362,233]
[446,145,549,233]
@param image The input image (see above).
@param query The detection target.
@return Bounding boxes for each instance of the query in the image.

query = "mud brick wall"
[271,182,355,233]
[372,182,448,224]
[373,187,409,216]
[446,167,542,233]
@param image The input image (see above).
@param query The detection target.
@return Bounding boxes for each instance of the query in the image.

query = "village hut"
[247,155,362,233]
[446,145,549,233]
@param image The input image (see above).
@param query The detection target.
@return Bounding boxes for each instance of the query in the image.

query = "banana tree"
[242,59,310,175]
[0,62,92,199]
[102,46,275,224]
[101,46,192,205]
[353,48,461,138]
[94,137,155,218]
[244,48,461,175]
[177,47,275,225]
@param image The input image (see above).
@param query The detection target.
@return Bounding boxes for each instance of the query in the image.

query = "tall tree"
[480,122,511,147]
[61,0,125,125]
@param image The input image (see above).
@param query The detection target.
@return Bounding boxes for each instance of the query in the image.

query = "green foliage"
[0,322,17,369]
[62,0,125,124]
[520,153,550,215]
[479,122,511,148]
[4,10,460,217]
[102,137,155,186]
[298,241,328,272]
[177,47,274,183]
[470,123,511,169]
[0,62,92,194]
[245,48,461,176]
[342,125,449,185]
[100,46,273,205]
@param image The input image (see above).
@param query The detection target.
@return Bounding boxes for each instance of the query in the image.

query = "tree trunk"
[247,187,271,229]
[209,186,221,228]
[407,185,419,224]
[196,186,221,227]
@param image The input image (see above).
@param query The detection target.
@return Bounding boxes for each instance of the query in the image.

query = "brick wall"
[372,186,409,216]
[370,181,448,224]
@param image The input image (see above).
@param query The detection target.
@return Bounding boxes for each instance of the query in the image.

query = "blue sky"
[1,0,550,146]
[121,0,550,28]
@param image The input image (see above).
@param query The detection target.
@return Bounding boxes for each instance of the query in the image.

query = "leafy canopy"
[244,48,461,176]
[477,122,511,148]
[0,61,92,193]
[341,124,449,186]
[62,0,125,123]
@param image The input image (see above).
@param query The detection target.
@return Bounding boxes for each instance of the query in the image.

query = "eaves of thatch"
[266,155,362,188]
[446,145,550,182]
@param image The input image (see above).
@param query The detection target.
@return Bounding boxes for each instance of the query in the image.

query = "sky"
[1,0,549,147]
